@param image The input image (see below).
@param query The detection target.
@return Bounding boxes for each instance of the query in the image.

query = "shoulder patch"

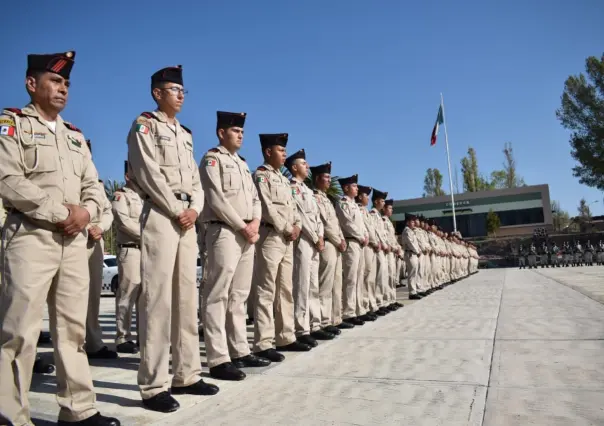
[112,193,122,201]
[208,148,220,153]
[3,108,23,116]
[64,122,82,133]
[257,166,267,172]
[239,155,246,162]
[341,197,347,202]
[181,124,192,135]
[0,117,16,126]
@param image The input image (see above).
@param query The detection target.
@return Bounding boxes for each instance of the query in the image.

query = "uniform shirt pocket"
[67,140,85,176]
[222,171,242,192]
[155,137,179,166]
[22,137,59,173]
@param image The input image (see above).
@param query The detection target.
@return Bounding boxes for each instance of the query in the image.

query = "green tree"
[551,200,570,232]
[103,179,125,255]
[486,209,501,236]
[490,142,526,189]
[423,168,446,197]
[556,53,604,190]
[576,197,594,232]
[461,147,492,192]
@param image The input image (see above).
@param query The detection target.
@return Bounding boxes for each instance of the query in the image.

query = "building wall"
[392,184,552,238]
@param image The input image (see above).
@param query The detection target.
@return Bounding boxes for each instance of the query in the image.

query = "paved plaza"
[30,267,604,425]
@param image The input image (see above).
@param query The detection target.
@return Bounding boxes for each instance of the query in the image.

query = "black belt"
[345,237,357,241]
[174,193,191,202]
[119,243,140,249]
[260,222,274,229]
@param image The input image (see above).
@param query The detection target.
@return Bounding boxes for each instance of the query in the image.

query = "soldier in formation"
[584,240,595,265]
[550,241,560,267]
[518,244,527,269]
[0,51,119,426]
[527,242,537,268]
[0,52,482,425]
[540,242,550,268]
[111,160,143,353]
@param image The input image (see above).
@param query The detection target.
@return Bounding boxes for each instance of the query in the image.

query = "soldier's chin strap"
[12,113,39,173]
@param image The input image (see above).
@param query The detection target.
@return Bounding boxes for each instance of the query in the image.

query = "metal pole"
[441,93,457,232]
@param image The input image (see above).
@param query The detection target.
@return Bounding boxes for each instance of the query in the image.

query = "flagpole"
[440,93,457,233]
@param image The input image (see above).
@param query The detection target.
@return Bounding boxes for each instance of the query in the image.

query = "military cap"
[217,111,246,129]
[27,51,75,79]
[405,214,417,222]
[338,174,358,187]
[285,149,306,170]
[151,65,183,86]
[259,133,288,149]
[384,199,394,207]
[310,162,331,176]
[357,185,372,196]
[372,189,388,202]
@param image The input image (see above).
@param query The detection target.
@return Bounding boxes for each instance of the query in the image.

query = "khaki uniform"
[0,104,103,424]
[112,185,143,346]
[360,206,378,313]
[291,178,323,337]
[85,183,113,352]
[383,217,398,303]
[199,145,261,368]
[127,110,203,399]
[315,191,344,327]
[0,198,6,228]
[336,196,367,320]
[401,227,421,295]
[252,163,300,351]
[414,227,429,292]
[371,208,389,308]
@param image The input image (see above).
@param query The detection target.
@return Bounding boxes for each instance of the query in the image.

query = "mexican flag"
[431,105,444,146]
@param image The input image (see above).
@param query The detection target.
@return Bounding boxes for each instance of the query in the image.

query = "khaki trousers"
[115,246,141,345]
[318,241,339,327]
[375,251,388,307]
[85,238,105,353]
[138,202,201,399]
[418,253,428,292]
[202,224,254,368]
[0,215,98,424]
[405,253,420,295]
[363,246,378,312]
[342,240,363,319]
[253,227,296,352]
[387,252,396,303]
[293,235,321,337]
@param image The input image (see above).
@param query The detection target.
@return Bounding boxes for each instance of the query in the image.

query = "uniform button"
[52,217,58,223]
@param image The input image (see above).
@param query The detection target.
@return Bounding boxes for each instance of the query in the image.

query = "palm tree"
[102,179,125,255]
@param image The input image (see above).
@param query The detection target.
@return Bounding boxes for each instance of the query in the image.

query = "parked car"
[102,255,119,295]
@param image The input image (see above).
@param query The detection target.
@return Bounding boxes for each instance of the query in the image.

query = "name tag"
[159,136,171,142]
[225,164,235,169]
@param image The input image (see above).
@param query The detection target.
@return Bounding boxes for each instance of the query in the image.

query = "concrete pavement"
[30,267,604,425]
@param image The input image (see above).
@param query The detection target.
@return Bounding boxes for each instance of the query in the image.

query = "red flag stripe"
[430,122,438,146]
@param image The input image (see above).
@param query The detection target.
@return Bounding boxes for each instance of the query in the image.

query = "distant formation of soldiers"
[0,51,479,426]
[517,239,604,268]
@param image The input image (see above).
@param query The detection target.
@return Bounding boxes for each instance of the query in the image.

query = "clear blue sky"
[2,0,603,216]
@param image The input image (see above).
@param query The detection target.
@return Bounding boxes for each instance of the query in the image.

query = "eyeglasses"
[162,87,188,96]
